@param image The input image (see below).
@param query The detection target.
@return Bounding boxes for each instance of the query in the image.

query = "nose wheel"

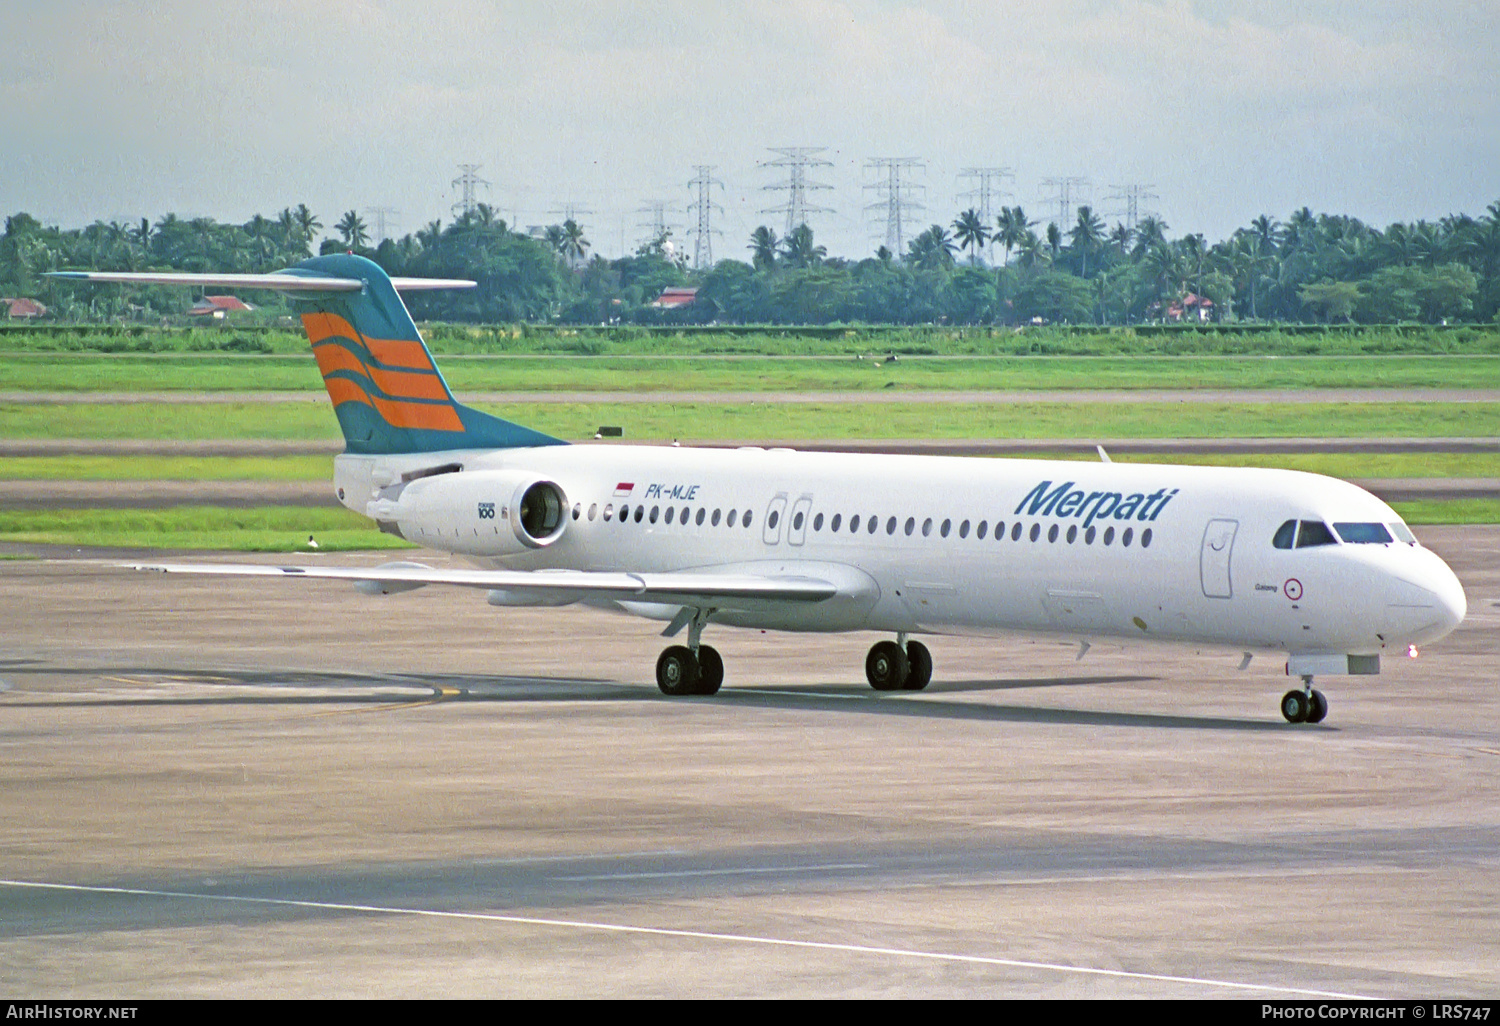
[1281,677,1328,723]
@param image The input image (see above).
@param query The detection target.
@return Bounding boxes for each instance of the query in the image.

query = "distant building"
[650,287,697,309]
[188,295,253,319]
[1,297,47,320]
[1166,293,1214,322]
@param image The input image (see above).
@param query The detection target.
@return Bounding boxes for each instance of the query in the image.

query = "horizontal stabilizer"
[45,270,476,293]
[131,562,838,606]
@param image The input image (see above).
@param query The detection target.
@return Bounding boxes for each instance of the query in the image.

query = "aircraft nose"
[1428,559,1467,636]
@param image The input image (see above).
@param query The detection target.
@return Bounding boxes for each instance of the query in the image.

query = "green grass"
[5,400,1499,443]
[1035,451,1500,479]
[1389,499,1500,525]
[6,352,1500,394]
[11,322,1500,357]
[0,506,412,552]
[0,455,333,480]
[0,451,1491,483]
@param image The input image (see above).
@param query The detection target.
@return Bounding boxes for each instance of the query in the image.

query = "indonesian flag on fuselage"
[613,483,634,496]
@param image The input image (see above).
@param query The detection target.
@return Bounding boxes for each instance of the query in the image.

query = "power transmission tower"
[363,207,398,244]
[863,157,925,256]
[759,147,834,237]
[1103,183,1160,233]
[547,202,594,228]
[636,199,673,248]
[451,164,491,218]
[1039,176,1091,230]
[686,165,724,269]
[957,166,1014,260]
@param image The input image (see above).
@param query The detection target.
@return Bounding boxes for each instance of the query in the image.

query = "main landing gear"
[1280,675,1328,724]
[654,608,723,696]
[865,635,932,692]
[655,644,724,696]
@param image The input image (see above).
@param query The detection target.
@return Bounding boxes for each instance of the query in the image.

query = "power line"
[1039,176,1091,231]
[956,166,1014,260]
[636,199,674,248]
[363,207,398,244]
[686,165,725,269]
[451,164,491,219]
[759,147,834,237]
[1103,183,1160,233]
[863,157,925,256]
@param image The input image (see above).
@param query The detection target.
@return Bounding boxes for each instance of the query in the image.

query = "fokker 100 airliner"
[53,255,1467,723]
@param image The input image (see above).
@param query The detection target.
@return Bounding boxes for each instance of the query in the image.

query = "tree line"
[6,198,1498,326]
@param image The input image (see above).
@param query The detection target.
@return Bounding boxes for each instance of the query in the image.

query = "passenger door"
[1200,518,1238,599]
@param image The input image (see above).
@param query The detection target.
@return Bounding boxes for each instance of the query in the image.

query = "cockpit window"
[1295,520,1337,548]
[1389,522,1417,544]
[1334,522,1394,544]
[1272,519,1296,549]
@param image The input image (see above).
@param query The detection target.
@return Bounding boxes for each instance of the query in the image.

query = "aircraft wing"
[130,561,839,605]
[45,271,476,292]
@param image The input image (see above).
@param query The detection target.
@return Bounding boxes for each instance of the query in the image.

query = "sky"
[4,0,1497,261]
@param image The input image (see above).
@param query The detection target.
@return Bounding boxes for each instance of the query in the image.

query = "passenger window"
[680,506,689,524]
[977,520,988,539]
[650,505,660,524]
[1029,524,1040,542]
[1334,522,1393,544]
[792,511,803,531]
[634,506,645,523]
[604,503,615,521]
[1103,526,1114,545]
[696,508,706,526]
[1273,519,1296,549]
[664,507,674,524]
[1047,524,1059,543]
[920,518,930,537]
[1012,523,1023,541]
[1085,526,1096,544]
[1296,521,1336,548]
[1141,528,1153,548]
[572,503,581,521]
[905,517,916,536]
[743,510,753,528]
[588,503,598,521]
[1122,527,1134,547]
[868,516,878,534]
[712,508,721,526]
[1066,525,1077,543]
[831,513,842,532]
[849,514,859,532]
[813,512,823,531]
[887,517,897,535]
[727,509,738,527]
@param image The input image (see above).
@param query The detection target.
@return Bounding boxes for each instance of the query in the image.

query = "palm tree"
[559,218,589,267]
[748,226,779,270]
[952,209,989,265]
[994,206,1034,266]
[1068,205,1106,277]
[906,224,956,270]
[780,224,825,268]
[1131,216,1168,259]
[335,210,369,250]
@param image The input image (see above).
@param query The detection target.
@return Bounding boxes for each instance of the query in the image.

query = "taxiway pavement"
[0,528,1497,997]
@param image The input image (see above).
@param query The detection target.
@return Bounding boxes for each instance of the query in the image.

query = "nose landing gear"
[1281,675,1328,724]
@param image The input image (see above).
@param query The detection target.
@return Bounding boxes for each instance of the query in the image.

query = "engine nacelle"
[367,468,570,556]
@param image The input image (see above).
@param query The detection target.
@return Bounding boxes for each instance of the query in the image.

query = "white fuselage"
[334,443,1467,660]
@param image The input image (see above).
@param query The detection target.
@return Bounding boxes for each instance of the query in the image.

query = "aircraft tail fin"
[48,255,566,455]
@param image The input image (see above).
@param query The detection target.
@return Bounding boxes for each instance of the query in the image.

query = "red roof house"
[188,295,253,318]
[650,287,697,309]
[2,297,47,319]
